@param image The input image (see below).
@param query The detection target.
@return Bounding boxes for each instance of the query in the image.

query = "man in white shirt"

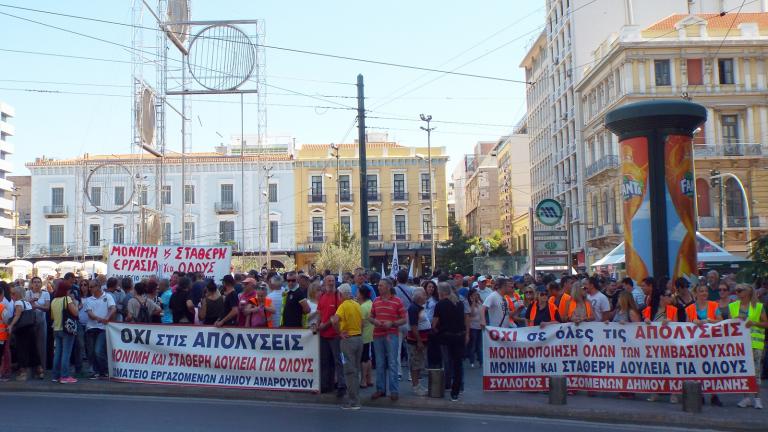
[482,278,515,328]
[84,283,115,379]
[585,277,610,322]
[267,275,285,328]
[476,279,493,303]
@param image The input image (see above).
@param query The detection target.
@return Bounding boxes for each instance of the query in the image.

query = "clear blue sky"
[0,0,544,177]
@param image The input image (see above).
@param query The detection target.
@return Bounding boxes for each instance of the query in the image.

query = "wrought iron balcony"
[586,223,622,241]
[214,202,239,214]
[308,235,326,243]
[366,192,380,201]
[693,143,764,158]
[391,192,409,201]
[585,155,619,180]
[307,194,326,204]
[337,192,353,203]
[43,205,68,217]
[391,233,411,241]
[420,192,436,201]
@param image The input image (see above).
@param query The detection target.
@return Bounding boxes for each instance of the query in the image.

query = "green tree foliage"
[314,224,362,274]
[467,230,510,257]
[749,234,768,279]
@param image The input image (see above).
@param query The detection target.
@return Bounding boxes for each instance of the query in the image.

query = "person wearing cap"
[234,277,258,327]
[476,277,493,303]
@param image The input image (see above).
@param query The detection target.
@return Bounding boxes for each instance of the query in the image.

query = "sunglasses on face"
[735,288,745,293]
[525,291,534,295]
[287,279,297,282]
[719,288,729,292]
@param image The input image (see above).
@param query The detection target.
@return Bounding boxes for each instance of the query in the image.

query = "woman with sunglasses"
[525,287,560,327]
[732,284,768,409]
[717,282,734,319]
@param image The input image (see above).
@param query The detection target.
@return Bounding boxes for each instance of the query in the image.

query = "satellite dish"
[136,87,156,146]
[188,24,256,91]
[167,0,190,44]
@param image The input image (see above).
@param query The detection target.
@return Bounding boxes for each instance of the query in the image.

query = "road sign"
[535,199,563,226]
[535,255,569,266]
[534,239,567,253]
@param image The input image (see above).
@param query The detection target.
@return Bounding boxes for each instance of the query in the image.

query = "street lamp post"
[420,114,436,272]
[330,144,342,247]
[710,172,752,255]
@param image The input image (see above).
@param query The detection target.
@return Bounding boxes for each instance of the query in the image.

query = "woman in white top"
[305,281,321,329]
[27,276,50,378]
[8,285,41,381]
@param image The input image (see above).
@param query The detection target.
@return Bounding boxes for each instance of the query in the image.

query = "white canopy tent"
[592,232,748,268]
[82,260,108,276]
[6,260,33,280]
[58,261,84,276]
[33,260,58,278]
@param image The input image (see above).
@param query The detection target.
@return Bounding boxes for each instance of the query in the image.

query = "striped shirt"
[371,296,405,338]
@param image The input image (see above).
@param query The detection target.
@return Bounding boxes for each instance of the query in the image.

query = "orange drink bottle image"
[620,137,652,282]
[664,135,697,280]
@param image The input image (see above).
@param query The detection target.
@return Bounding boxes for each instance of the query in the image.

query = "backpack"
[135,298,151,323]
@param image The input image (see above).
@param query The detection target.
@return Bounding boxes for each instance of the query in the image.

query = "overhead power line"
[0,4,528,84]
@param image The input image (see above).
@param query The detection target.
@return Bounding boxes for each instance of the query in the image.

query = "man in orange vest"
[548,278,572,322]
[527,288,560,326]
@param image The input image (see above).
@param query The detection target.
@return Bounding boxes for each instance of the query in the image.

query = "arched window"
[696,178,711,217]
[725,178,744,222]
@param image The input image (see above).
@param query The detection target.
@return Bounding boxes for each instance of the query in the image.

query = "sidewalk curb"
[4,381,764,431]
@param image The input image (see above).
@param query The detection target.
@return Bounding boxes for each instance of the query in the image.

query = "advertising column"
[605,101,706,282]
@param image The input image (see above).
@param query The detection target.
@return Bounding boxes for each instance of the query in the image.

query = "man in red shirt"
[316,275,346,397]
[369,278,406,401]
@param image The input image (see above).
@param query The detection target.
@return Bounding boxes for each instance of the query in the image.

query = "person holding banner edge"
[731,283,768,409]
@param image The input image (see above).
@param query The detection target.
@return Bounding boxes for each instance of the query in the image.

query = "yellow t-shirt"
[335,299,362,337]
[51,296,71,332]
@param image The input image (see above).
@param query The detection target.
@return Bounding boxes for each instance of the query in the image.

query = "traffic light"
[710,169,720,188]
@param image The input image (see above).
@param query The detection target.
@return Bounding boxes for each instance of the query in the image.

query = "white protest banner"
[107,244,232,282]
[106,323,320,392]
[483,320,756,394]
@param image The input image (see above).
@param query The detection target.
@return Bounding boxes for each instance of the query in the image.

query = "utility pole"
[330,143,342,247]
[420,114,436,272]
[357,74,369,270]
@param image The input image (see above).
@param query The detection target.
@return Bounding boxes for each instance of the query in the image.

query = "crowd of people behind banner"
[0,267,766,410]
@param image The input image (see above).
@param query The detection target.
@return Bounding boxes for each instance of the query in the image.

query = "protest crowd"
[0,266,766,410]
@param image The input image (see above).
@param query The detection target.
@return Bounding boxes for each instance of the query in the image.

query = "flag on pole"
[390,243,399,279]
[408,259,414,280]
[381,261,385,277]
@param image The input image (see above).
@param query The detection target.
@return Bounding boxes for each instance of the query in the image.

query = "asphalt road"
[1,392,711,432]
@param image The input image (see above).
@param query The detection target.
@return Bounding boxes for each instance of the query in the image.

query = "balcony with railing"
[391,233,411,242]
[391,192,409,202]
[699,216,762,229]
[296,235,327,252]
[587,223,622,241]
[585,154,619,180]
[214,202,239,214]
[307,194,326,204]
[337,192,353,203]
[694,143,764,158]
[420,192,436,201]
[420,233,438,241]
[366,192,380,202]
[368,234,382,241]
[43,205,68,218]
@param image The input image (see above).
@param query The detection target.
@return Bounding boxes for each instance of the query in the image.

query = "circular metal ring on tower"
[187,24,256,91]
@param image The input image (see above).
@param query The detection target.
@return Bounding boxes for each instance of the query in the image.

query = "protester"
[0,283,9,381]
[611,291,642,324]
[245,283,274,328]
[215,276,240,328]
[717,282,734,319]
[465,288,484,368]
[674,277,695,322]
[317,275,345,396]
[118,277,134,322]
[706,270,721,301]
[432,282,467,402]
[369,278,406,401]
[643,285,678,324]
[351,268,376,301]
[169,277,194,324]
[267,274,285,328]
[731,283,768,409]
[394,270,414,379]
[585,277,610,321]
[686,284,723,406]
[526,287,560,327]
[564,281,593,324]
[84,282,115,379]
[331,283,363,410]
[198,279,226,325]
[8,285,41,381]
[423,280,442,368]
[548,278,572,321]
[406,287,430,395]
[482,277,513,328]
[126,282,161,323]
[50,281,79,384]
[282,271,310,328]
[158,279,173,324]
[305,280,321,329]
[357,285,374,388]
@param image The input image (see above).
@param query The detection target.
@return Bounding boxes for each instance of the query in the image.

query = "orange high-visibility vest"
[550,293,572,321]
[248,296,273,328]
[564,301,592,321]
[642,304,678,321]
[0,303,8,342]
[528,301,558,326]
[505,292,521,324]
[685,301,718,322]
